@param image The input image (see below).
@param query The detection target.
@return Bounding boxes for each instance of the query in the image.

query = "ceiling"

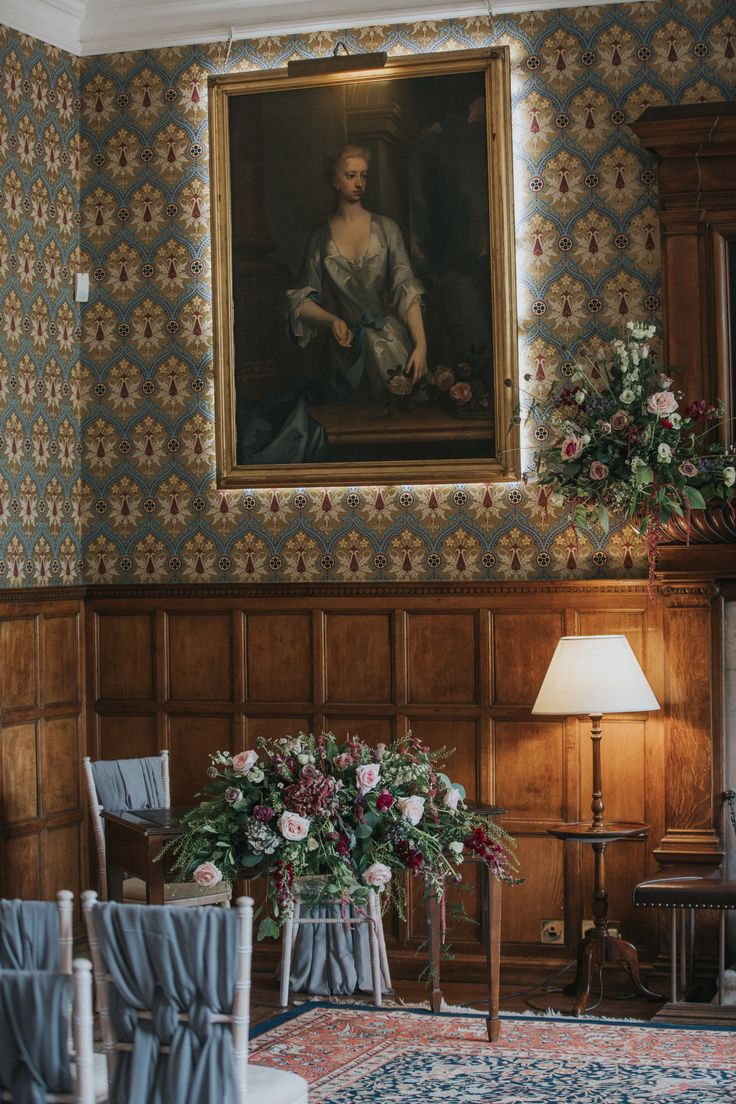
[0,0,642,56]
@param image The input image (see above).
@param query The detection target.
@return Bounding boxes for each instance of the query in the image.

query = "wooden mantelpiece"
[629,103,736,433]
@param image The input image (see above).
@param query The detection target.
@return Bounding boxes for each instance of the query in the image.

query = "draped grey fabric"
[0,900,60,971]
[91,901,239,1104]
[91,757,165,811]
[288,905,388,996]
[0,969,73,1103]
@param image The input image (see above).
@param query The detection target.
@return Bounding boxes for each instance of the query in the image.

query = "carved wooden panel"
[492,612,563,706]
[0,595,85,905]
[2,617,37,710]
[406,612,478,705]
[97,613,155,700]
[85,580,720,980]
[98,714,158,760]
[168,714,233,804]
[41,615,80,708]
[246,613,312,703]
[168,613,233,701]
[324,613,392,703]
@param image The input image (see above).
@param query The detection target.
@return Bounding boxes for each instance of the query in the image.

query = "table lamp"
[532,634,660,830]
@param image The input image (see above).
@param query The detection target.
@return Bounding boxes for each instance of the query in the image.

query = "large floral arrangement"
[172,731,518,941]
[528,321,735,573]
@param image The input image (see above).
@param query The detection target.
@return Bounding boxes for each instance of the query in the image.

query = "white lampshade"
[531,634,660,716]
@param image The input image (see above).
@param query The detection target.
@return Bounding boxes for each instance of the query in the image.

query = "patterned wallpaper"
[1,1,735,587]
[0,28,81,587]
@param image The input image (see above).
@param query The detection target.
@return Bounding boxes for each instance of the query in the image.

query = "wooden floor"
[250,966,668,1028]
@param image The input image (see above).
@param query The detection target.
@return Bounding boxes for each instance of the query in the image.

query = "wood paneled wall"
[84,579,725,979]
[0,591,86,904]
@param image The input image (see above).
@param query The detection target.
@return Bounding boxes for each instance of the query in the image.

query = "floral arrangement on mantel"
[526,321,735,580]
[172,731,519,941]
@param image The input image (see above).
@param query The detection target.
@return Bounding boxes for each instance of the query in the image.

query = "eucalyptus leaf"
[354,822,373,838]
[257,917,279,942]
[682,484,707,510]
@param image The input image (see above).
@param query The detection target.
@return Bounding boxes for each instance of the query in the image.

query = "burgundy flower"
[660,418,673,430]
[376,789,394,812]
[254,804,274,822]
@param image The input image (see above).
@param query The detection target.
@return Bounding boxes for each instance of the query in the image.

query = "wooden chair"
[633,790,736,1011]
[0,890,74,973]
[0,958,104,1103]
[279,880,391,1008]
[83,752,230,907]
[82,892,308,1104]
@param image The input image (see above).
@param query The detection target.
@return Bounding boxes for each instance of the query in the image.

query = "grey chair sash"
[91,757,164,811]
[0,969,73,1103]
[92,902,239,1104]
[289,904,384,995]
[0,900,60,970]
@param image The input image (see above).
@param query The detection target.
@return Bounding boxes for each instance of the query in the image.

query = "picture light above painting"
[209,48,519,488]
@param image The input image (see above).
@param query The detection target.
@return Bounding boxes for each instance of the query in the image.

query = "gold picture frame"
[209,48,519,488]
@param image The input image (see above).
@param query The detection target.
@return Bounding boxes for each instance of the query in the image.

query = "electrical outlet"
[540,919,565,944]
[582,919,620,939]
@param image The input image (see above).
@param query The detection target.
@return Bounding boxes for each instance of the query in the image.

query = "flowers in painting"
[172,731,519,941]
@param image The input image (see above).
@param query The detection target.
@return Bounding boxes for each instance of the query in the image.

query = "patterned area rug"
[249,1002,736,1103]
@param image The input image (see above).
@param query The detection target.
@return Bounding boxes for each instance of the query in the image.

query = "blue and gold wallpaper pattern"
[0,1,735,587]
[0,28,81,586]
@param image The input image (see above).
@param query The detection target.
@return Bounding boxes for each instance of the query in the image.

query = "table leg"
[425,891,443,1013]
[146,839,165,904]
[483,867,502,1042]
[107,864,125,903]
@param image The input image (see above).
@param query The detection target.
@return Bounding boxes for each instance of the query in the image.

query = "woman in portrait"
[286,144,428,402]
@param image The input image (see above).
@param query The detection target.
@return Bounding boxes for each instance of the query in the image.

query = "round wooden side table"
[547,821,663,1016]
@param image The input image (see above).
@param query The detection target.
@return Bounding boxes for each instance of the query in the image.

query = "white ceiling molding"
[0,0,645,57]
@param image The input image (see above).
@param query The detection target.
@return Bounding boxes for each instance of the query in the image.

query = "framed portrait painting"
[209,48,519,488]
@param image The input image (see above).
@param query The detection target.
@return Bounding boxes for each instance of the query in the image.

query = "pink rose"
[334,752,352,770]
[610,411,629,431]
[449,381,472,405]
[646,391,678,416]
[225,786,241,803]
[387,374,412,397]
[397,795,425,826]
[232,749,258,775]
[433,366,455,391]
[444,787,461,813]
[363,862,392,888]
[560,435,582,461]
[278,810,311,841]
[589,461,609,481]
[193,861,222,888]
[679,460,698,478]
[356,763,381,794]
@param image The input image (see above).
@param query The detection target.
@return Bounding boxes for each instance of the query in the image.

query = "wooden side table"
[427,803,506,1042]
[547,821,662,1016]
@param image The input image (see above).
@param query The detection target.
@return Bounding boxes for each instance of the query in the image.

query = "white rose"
[306,837,319,851]
[574,389,586,405]
[724,467,735,487]
[248,767,264,783]
[356,763,381,794]
[444,787,461,813]
[657,442,672,463]
[620,389,636,405]
[669,413,682,428]
[278,811,311,841]
[297,753,310,765]
[449,840,464,854]
[397,795,425,826]
[363,862,392,888]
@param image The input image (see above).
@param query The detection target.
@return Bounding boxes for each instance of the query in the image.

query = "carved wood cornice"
[0,585,86,604]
